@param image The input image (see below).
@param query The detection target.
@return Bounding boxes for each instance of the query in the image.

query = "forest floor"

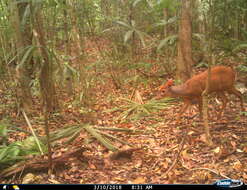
[0,39,247,184]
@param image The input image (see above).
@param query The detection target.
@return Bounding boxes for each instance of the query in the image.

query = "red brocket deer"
[157,66,244,122]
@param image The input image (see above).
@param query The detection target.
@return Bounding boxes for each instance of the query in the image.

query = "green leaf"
[192,33,205,42]
[6,145,20,158]
[0,124,7,137]
[154,16,177,27]
[233,43,247,52]
[0,147,8,160]
[115,20,132,29]
[135,30,146,47]
[18,46,37,68]
[157,35,177,51]
[133,0,143,7]
[124,30,134,44]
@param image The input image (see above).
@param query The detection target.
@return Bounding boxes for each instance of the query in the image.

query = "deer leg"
[217,92,228,119]
[227,87,244,112]
[176,100,191,124]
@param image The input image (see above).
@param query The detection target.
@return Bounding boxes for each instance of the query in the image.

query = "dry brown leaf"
[188,131,194,135]
[206,172,213,180]
[114,177,126,182]
[134,159,143,168]
[22,173,35,184]
[242,173,247,180]
[213,147,221,154]
[236,149,243,153]
[48,179,61,184]
[233,160,242,171]
[162,160,169,168]
[230,141,236,148]
[134,90,144,104]
[181,149,191,160]
[132,177,146,184]
[154,167,162,175]
[88,163,96,169]
[231,134,238,139]
[104,157,111,168]
[199,134,207,143]
[243,146,247,153]
[223,158,230,163]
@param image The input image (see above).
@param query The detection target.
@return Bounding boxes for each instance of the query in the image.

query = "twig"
[18,165,26,182]
[162,132,187,177]
[22,110,44,155]
[190,167,230,179]
[166,144,179,151]
[181,160,231,179]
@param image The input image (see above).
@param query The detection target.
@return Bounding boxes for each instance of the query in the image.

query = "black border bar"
[0,184,246,190]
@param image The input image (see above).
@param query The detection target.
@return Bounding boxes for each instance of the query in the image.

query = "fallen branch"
[0,148,85,178]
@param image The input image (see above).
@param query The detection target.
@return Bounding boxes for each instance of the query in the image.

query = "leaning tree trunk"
[176,0,195,82]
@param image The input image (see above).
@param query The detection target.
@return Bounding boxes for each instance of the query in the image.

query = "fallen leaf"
[199,134,207,143]
[114,177,126,182]
[236,149,243,153]
[162,160,169,168]
[89,163,96,169]
[233,160,242,171]
[213,147,221,154]
[243,173,247,180]
[230,141,236,148]
[48,179,61,184]
[181,149,191,160]
[188,131,194,135]
[132,177,146,184]
[22,173,35,184]
[243,146,247,153]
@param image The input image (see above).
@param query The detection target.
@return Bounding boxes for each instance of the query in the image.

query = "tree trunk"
[31,2,57,175]
[10,0,33,111]
[69,0,93,106]
[163,7,169,38]
[176,0,195,82]
[63,0,71,55]
[202,0,216,146]
[32,3,58,112]
[101,0,111,29]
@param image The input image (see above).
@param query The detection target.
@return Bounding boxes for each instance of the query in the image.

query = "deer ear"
[158,79,174,91]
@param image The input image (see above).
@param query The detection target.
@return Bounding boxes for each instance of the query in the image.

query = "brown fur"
[158,66,244,122]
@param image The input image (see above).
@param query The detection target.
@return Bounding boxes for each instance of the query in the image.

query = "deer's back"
[185,66,235,96]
